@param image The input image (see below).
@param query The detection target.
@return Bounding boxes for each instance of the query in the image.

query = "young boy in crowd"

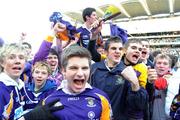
[23,61,57,113]
[150,54,173,120]
[0,43,26,120]
[123,39,148,89]
[77,7,103,48]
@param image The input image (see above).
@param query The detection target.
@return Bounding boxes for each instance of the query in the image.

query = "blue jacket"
[90,60,148,120]
[23,79,57,112]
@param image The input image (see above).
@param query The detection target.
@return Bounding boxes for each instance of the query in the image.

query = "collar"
[82,24,92,32]
[104,59,120,71]
[57,80,92,95]
[51,68,59,77]
[0,72,24,90]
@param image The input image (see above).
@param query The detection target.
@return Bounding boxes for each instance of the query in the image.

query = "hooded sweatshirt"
[23,79,57,113]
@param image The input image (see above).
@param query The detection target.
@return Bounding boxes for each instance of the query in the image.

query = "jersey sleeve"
[133,63,148,88]
[95,93,112,120]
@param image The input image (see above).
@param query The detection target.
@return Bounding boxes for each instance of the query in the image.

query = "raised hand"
[121,66,140,91]
[148,68,158,84]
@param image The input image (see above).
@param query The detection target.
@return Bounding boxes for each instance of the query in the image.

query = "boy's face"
[125,43,142,64]
[46,54,58,72]
[97,47,105,55]
[141,41,150,61]
[1,52,26,80]
[22,44,32,55]
[106,42,123,66]
[62,56,90,93]
[32,66,49,88]
[155,58,171,76]
[87,11,98,25]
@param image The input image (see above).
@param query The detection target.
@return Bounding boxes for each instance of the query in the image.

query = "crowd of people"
[148,38,180,44]
[0,7,180,120]
[151,47,180,56]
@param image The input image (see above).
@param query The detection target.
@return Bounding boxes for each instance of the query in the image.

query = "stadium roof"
[64,0,180,23]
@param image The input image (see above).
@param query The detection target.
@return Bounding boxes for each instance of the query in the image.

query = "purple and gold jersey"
[77,26,91,48]
[43,86,112,120]
[0,73,25,120]
[77,26,103,49]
